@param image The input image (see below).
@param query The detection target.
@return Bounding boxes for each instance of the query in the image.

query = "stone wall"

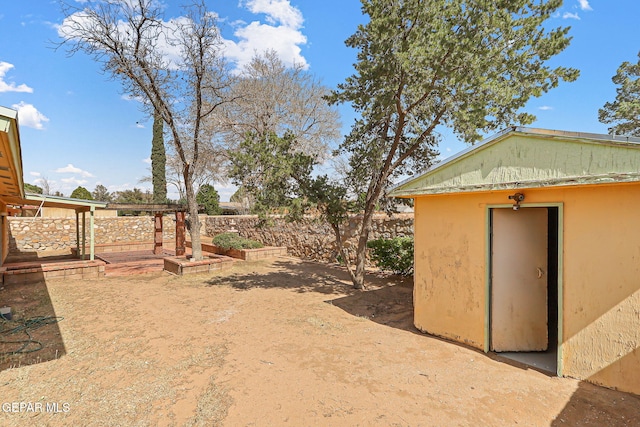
[8,215,179,254]
[8,214,414,264]
[203,214,414,263]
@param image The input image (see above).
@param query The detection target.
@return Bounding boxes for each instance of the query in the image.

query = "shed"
[388,127,640,395]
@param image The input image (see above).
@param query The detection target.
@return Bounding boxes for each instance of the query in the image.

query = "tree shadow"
[205,259,358,295]
[204,257,419,334]
[326,275,418,334]
[0,278,67,371]
[550,381,640,426]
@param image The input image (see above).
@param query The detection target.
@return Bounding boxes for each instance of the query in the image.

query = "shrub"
[212,233,264,251]
[366,236,414,276]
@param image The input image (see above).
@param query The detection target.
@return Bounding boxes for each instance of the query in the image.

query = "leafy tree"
[59,0,232,260]
[70,186,94,200]
[112,188,153,204]
[24,183,43,194]
[151,110,167,203]
[222,50,340,161]
[323,0,579,289]
[92,184,112,202]
[112,188,153,215]
[228,132,314,223]
[196,184,222,215]
[599,51,640,136]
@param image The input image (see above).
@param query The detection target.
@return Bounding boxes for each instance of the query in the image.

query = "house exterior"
[388,127,640,395]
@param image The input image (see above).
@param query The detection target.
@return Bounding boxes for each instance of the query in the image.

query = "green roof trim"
[389,127,640,197]
[23,193,109,212]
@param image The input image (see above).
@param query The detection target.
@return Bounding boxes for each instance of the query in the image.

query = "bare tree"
[58,0,232,260]
[39,176,53,196]
[165,138,227,201]
[222,50,340,161]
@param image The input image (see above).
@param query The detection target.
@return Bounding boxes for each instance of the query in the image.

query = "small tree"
[70,186,93,200]
[25,183,43,194]
[228,132,314,223]
[92,184,112,202]
[599,51,640,136]
[196,184,221,215]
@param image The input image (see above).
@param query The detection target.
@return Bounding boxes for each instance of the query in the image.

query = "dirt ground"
[0,257,638,426]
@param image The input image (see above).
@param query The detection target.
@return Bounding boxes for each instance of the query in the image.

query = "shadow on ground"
[205,259,360,295]
[0,279,66,371]
[551,381,640,426]
[205,258,418,334]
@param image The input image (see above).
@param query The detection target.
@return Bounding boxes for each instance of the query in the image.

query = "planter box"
[163,255,233,276]
[0,259,106,285]
[186,241,288,261]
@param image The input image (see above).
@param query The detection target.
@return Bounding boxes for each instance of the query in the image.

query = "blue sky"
[0,0,638,201]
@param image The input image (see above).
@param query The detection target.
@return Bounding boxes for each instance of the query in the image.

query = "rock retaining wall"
[203,214,414,263]
[8,214,414,264]
[8,216,181,254]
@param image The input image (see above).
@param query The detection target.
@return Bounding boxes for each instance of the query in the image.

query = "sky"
[0,0,638,201]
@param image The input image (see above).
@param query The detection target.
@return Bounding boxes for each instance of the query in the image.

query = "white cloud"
[58,1,309,80]
[224,22,307,70]
[538,106,554,111]
[578,0,592,11]
[243,0,303,28]
[563,12,580,20]
[143,157,152,164]
[224,1,308,70]
[0,62,33,93]
[29,171,41,177]
[55,163,95,178]
[12,102,49,130]
[136,122,145,129]
[61,177,88,186]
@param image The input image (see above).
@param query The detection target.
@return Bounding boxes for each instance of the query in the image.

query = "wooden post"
[175,211,185,256]
[154,213,164,255]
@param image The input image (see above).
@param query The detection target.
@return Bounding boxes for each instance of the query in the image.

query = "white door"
[491,208,548,352]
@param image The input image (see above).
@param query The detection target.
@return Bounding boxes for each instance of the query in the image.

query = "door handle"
[537,267,544,279]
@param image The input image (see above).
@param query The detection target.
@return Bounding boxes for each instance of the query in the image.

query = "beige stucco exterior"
[392,128,640,395]
[412,184,640,395]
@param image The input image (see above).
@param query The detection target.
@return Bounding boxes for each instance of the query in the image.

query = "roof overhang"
[0,106,25,201]
[8,193,109,213]
[389,127,640,198]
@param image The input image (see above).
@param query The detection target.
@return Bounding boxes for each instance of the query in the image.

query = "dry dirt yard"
[0,257,639,426]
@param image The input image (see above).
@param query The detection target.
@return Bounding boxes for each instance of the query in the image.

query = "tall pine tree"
[151,110,167,204]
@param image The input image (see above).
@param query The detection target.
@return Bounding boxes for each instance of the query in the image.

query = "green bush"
[212,233,264,251]
[367,236,414,276]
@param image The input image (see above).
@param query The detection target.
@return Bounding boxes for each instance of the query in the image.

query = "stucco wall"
[413,193,487,349]
[412,183,640,395]
[557,183,640,395]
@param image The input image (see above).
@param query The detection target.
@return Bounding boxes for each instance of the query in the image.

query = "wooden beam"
[106,203,190,212]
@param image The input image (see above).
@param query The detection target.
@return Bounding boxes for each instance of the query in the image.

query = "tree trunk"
[352,206,376,290]
[331,222,357,284]
[183,167,203,261]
